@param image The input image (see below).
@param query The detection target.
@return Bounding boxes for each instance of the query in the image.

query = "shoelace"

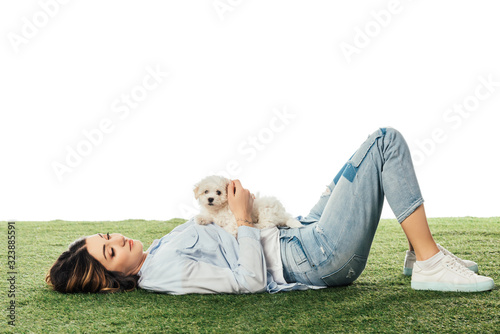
[443,255,475,278]
[437,244,463,262]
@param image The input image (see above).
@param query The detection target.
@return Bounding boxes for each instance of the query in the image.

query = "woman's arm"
[183,180,265,294]
[227,179,255,227]
[139,180,267,294]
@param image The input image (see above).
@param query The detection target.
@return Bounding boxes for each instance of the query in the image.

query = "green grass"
[1,217,499,333]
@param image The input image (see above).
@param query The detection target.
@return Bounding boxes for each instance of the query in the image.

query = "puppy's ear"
[193,184,200,200]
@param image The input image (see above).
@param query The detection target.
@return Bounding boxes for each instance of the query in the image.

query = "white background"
[1,0,499,222]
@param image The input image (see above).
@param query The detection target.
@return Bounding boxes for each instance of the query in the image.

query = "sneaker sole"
[411,280,494,292]
[403,267,413,276]
[403,264,479,276]
[467,264,479,273]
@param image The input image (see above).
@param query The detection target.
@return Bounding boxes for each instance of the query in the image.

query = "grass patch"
[1,217,498,333]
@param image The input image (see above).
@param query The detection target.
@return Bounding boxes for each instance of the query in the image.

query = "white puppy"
[194,175,302,237]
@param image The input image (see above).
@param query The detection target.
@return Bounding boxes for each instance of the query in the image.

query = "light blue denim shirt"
[137,218,317,294]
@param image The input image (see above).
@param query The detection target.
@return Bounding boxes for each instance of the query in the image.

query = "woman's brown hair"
[45,237,139,293]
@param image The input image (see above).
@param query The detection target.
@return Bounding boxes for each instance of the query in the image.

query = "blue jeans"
[279,127,424,286]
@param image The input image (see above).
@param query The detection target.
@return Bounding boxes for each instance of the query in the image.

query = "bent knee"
[381,127,405,141]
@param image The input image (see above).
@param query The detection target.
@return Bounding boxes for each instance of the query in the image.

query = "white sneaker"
[403,244,479,276]
[411,253,494,292]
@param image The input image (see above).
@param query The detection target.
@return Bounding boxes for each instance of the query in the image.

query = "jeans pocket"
[303,224,333,267]
[320,254,367,286]
[289,236,308,266]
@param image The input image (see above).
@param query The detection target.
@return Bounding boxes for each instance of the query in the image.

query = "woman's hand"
[227,179,255,227]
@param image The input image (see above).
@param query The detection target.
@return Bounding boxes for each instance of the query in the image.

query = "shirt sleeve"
[179,226,267,294]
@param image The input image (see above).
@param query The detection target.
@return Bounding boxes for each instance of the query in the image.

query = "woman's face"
[86,233,147,276]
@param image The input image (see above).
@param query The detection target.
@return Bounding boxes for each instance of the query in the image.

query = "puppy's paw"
[195,215,211,225]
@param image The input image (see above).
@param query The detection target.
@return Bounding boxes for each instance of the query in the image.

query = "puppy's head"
[193,175,230,210]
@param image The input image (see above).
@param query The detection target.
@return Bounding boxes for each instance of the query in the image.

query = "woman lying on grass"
[46,127,495,294]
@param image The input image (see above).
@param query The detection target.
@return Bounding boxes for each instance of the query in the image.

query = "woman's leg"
[280,127,494,291]
[282,127,422,285]
[400,204,438,261]
[314,127,425,283]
